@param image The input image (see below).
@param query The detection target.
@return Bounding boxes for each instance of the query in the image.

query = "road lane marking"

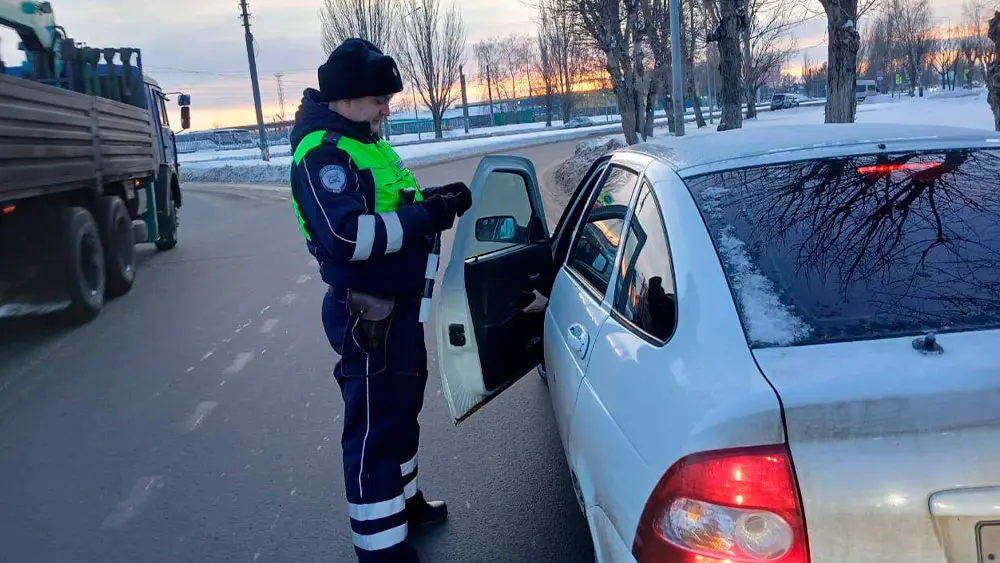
[235,320,253,333]
[184,401,219,431]
[260,305,272,316]
[186,367,195,373]
[223,352,254,375]
[201,349,215,362]
[260,319,279,334]
[100,476,164,529]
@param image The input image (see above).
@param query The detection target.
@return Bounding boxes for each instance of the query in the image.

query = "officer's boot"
[406,492,448,528]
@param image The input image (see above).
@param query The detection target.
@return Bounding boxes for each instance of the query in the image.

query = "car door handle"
[567,323,590,359]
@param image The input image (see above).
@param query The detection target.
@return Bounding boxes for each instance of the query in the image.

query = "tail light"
[632,444,810,563]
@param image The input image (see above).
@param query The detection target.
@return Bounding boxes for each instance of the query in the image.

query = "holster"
[347,289,396,350]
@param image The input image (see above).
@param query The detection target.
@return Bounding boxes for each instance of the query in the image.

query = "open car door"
[435,155,556,424]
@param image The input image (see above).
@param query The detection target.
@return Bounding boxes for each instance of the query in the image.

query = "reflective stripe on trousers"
[323,286,428,562]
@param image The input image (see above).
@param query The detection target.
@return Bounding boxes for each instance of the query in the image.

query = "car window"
[613,182,677,343]
[565,165,640,297]
[686,148,1000,348]
[465,170,537,259]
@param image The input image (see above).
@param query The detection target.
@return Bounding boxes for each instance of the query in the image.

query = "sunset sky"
[1,0,973,131]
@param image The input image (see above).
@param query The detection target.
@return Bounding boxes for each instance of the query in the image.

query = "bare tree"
[817,0,862,122]
[540,0,586,122]
[320,0,401,54]
[474,39,501,124]
[397,0,467,139]
[896,0,933,96]
[538,10,560,126]
[962,0,999,84]
[707,0,747,130]
[930,28,961,90]
[574,0,648,144]
[862,8,901,92]
[641,0,674,134]
[743,0,803,118]
[685,0,709,127]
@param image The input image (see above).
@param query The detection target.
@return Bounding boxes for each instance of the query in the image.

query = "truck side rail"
[0,72,155,202]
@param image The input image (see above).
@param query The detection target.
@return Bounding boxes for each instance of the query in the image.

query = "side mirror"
[180,106,191,130]
[475,216,525,244]
[178,94,191,107]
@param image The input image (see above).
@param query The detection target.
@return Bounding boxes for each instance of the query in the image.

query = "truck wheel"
[92,196,136,298]
[58,207,106,325]
[155,182,178,251]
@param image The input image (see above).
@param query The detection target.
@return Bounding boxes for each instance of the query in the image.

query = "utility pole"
[239,0,270,161]
[669,0,685,135]
[274,72,286,122]
[459,65,470,134]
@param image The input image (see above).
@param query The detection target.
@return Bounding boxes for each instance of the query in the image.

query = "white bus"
[856,79,877,102]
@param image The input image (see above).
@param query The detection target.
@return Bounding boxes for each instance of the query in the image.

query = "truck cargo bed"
[0,72,155,202]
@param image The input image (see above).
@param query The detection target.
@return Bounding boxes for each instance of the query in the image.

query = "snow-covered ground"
[180,89,994,185]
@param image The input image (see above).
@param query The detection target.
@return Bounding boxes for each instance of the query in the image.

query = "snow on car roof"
[626,123,1000,174]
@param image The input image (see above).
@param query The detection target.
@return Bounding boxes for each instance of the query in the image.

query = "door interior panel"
[465,242,555,392]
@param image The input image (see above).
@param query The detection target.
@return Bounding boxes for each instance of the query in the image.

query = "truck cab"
[142,76,180,176]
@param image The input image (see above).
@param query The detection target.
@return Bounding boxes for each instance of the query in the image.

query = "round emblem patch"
[319,165,347,193]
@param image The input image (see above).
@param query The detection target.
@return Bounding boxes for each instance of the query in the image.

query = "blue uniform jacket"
[289,89,435,299]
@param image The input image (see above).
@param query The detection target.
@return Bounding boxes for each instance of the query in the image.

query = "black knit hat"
[318,38,405,102]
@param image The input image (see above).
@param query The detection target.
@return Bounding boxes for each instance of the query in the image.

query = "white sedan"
[434,123,1000,563]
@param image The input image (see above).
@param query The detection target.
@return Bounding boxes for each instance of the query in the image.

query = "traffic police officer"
[288,38,472,563]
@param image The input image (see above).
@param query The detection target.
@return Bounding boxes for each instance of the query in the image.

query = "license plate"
[980,523,1000,563]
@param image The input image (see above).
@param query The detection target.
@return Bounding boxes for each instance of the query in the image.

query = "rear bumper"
[588,505,637,563]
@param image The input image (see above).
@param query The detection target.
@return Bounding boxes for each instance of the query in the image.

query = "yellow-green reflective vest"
[290,131,423,242]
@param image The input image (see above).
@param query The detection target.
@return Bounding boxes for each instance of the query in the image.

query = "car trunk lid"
[753,329,1000,563]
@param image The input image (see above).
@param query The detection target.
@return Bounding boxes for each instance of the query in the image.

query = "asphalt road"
[0,139,593,563]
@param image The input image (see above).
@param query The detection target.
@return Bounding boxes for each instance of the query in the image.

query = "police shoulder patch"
[319,165,347,193]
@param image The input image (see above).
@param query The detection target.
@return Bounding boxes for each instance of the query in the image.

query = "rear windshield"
[685,148,1000,347]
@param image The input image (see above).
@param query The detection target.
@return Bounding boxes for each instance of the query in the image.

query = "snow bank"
[179,121,647,184]
[553,137,627,195]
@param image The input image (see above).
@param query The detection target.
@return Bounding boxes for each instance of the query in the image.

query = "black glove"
[421,193,462,232]
[423,182,472,217]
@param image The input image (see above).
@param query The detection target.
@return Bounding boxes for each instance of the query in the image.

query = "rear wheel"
[91,196,135,298]
[155,182,178,251]
[58,207,106,325]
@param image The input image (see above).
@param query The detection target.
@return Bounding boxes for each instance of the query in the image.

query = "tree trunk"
[710,0,744,131]
[988,11,1000,131]
[645,79,658,139]
[433,111,443,139]
[688,79,706,127]
[684,0,707,128]
[612,64,640,145]
[486,66,496,127]
[561,65,573,122]
[743,13,757,119]
[822,0,861,123]
[545,84,554,127]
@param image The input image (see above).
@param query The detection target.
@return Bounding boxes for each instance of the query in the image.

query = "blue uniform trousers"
[323,286,427,563]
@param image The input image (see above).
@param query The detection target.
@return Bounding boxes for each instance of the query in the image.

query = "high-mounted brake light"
[2,205,14,215]
[633,445,810,563]
[857,162,941,175]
